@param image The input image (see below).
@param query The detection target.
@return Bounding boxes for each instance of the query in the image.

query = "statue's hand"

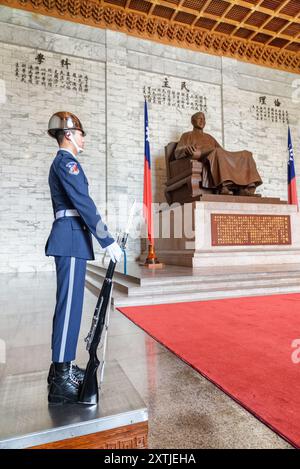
[186,145,201,159]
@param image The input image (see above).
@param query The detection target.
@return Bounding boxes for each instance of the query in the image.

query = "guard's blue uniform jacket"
[45,149,115,362]
[45,149,114,259]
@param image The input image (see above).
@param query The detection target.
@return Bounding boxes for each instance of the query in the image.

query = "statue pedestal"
[155,200,300,267]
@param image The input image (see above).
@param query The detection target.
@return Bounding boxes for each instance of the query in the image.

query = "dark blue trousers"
[52,256,87,362]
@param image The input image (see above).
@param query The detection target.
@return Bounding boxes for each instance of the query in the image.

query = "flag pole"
[143,99,163,268]
[145,242,159,265]
[287,126,299,211]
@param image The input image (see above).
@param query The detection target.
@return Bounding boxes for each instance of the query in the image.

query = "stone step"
[86,279,300,307]
[85,275,300,307]
[85,269,300,297]
[86,262,300,288]
[87,263,140,285]
[86,269,129,293]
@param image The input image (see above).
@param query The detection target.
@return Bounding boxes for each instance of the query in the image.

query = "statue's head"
[191,112,206,130]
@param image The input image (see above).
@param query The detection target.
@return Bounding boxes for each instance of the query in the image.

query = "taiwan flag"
[143,100,154,244]
[287,126,298,210]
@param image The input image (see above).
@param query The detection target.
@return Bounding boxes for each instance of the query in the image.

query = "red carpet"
[118,294,300,447]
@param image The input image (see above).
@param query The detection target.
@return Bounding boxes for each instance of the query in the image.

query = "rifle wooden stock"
[78,224,131,406]
[78,261,115,405]
[79,354,100,405]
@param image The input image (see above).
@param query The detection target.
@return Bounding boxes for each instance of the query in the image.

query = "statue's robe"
[174,130,262,189]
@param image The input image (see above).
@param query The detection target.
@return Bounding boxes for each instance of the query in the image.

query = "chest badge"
[66,161,80,175]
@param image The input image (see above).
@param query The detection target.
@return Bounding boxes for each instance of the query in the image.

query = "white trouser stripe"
[59,257,76,362]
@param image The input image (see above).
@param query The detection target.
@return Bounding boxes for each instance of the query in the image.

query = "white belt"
[56,209,79,219]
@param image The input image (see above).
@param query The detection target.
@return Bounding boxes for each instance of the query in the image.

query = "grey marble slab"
[0,361,147,448]
[0,271,147,449]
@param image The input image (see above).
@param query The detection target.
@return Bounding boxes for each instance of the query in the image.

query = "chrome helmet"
[47,111,86,138]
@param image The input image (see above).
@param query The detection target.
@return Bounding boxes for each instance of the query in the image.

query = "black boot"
[48,362,80,405]
[47,362,85,385]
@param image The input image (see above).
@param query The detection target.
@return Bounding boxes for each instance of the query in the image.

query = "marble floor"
[0,271,292,449]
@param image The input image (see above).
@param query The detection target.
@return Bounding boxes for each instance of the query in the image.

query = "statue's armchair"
[164,142,213,205]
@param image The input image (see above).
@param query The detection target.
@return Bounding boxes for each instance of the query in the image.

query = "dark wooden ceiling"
[2,0,300,73]
[106,0,300,53]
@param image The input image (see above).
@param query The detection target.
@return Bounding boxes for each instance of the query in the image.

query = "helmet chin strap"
[68,131,84,154]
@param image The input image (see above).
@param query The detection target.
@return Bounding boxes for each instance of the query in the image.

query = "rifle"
[78,203,135,405]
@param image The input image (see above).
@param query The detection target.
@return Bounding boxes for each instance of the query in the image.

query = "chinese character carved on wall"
[15,53,89,94]
[143,77,207,112]
[250,96,289,124]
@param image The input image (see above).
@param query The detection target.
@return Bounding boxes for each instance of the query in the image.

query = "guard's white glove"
[105,241,122,263]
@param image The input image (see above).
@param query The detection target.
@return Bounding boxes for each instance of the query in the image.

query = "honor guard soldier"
[45,111,122,404]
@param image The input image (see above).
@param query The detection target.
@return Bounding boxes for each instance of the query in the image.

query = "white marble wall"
[0,41,106,273]
[0,5,300,272]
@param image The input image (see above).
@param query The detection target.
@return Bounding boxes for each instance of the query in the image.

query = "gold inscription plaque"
[211,214,291,246]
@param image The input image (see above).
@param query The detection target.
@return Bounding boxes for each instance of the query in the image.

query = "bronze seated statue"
[165,112,262,205]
